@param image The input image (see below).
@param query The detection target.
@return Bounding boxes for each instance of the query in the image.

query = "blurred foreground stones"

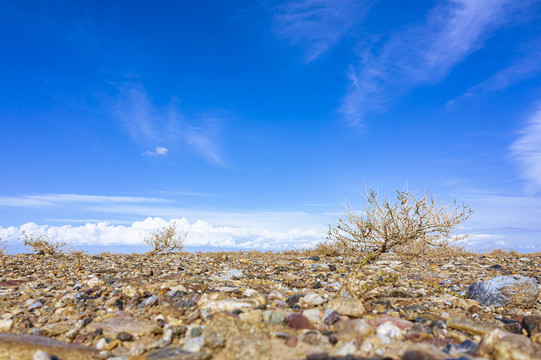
[0,251,540,359]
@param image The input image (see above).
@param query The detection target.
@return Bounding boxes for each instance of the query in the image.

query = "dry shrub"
[328,188,473,266]
[145,222,186,255]
[20,231,69,255]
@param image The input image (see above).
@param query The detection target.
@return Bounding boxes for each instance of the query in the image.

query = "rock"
[472,328,541,360]
[117,331,133,341]
[402,343,448,360]
[467,275,539,307]
[300,293,326,307]
[308,256,320,261]
[28,301,43,310]
[322,309,340,326]
[32,350,52,360]
[302,309,321,323]
[442,339,478,356]
[262,310,286,325]
[139,294,159,308]
[447,315,496,336]
[183,336,204,353]
[370,315,413,330]
[86,316,156,337]
[522,315,541,337]
[286,313,312,330]
[147,345,209,360]
[0,333,98,360]
[376,321,403,343]
[286,294,303,307]
[0,319,13,332]
[326,298,365,317]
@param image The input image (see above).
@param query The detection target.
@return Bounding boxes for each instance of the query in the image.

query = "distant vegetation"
[144,222,187,255]
[20,231,69,255]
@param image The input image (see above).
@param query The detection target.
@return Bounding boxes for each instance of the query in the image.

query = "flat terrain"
[0,251,540,359]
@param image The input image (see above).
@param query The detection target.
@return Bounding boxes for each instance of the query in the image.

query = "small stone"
[28,301,43,310]
[302,309,321,323]
[467,275,539,307]
[182,336,204,353]
[402,343,448,360]
[32,350,52,360]
[301,293,326,307]
[322,309,340,326]
[262,310,286,325]
[447,315,496,336]
[286,313,312,330]
[306,352,328,360]
[139,294,159,308]
[326,298,365,317]
[308,256,320,261]
[442,339,478,356]
[473,328,541,359]
[117,331,133,341]
[522,315,541,337]
[376,321,403,343]
[87,316,156,337]
[286,294,302,307]
[0,319,13,332]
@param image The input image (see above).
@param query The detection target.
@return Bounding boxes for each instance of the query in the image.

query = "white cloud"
[0,193,165,207]
[273,0,375,62]
[142,146,169,156]
[447,44,541,107]
[114,85,225,166]
[340,0,534,125]
[0,217,327,251]
[510,104,541,193]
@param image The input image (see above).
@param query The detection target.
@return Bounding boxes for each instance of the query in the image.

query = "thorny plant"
[20,231,69,255]
[145,222,187,255]
[328,187,474,272]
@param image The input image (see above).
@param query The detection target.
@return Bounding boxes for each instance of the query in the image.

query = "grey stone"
[467,275,539,307]
[0,333,98,360]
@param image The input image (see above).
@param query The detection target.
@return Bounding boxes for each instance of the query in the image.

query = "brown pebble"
[286,313,312,330]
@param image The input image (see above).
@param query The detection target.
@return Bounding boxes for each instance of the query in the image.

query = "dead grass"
[20,231,69,255]
[145,223,186,255]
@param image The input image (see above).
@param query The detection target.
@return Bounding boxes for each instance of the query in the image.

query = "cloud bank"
[0,217,327,252]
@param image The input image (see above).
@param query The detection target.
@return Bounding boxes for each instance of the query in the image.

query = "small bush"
[20,231,69,255]
[328,188,473,265]
[144,222,186,255]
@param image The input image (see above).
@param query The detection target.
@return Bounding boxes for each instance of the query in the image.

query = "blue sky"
[1,0,540,252]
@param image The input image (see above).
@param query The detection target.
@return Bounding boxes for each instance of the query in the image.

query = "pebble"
[300,293,326,307]
[326,297,365,317]
[286,313,312,330]
[467,275,540,307]
[0,251,539,359]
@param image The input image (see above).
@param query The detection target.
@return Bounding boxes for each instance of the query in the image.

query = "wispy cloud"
[447,44,541,108]
[342,0,535,125]
[114,84,226,166]
[142,146,169,156]
[0,193,166,207]
[510,104,541,193]
[273,0,375,62]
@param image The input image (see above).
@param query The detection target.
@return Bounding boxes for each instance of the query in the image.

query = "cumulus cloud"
[142,146,169,156]
[0,217,327,251]
[510,104,541,193]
